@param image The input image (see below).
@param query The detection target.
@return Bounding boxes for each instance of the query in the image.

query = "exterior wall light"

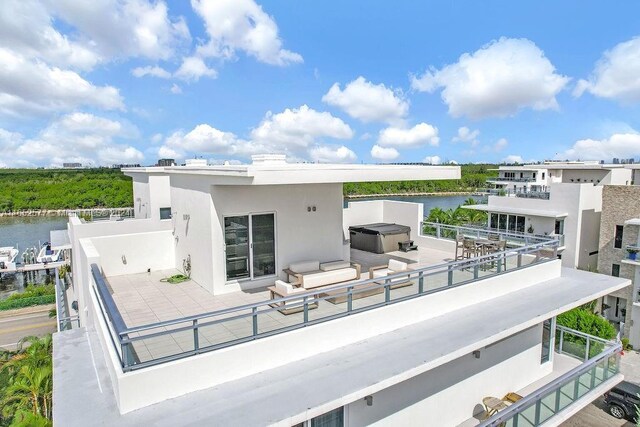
[473,350,481,359]
[364,395,373,406]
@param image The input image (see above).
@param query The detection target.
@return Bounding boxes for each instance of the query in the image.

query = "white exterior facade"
[53,159,629,426]
[474,163,633,270]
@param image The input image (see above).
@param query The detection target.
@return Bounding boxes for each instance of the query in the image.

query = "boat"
[36,242,62,263]
[0,246,18,271]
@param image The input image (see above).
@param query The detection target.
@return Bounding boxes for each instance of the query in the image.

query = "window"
[520,172,524,178]
[490,213,498,229]
[541,319,552,363]
[516,216,525,233]
[542,172,546,180]
[612,264,620,277]
[554,219,564,235]
[614,225,624,249]
[224,213,276,281]
[311,407,344,427]
[159,207,172,220]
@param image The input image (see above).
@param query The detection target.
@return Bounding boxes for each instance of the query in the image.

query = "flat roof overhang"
[464,204,568,218]
[123,164,461,185]
[53,268,629,426]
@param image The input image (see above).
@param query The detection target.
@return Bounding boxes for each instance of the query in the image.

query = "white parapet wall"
[100,260,561,413]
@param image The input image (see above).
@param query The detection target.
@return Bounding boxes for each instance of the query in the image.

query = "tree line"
[344,164,497,196]
[0,169,133,212]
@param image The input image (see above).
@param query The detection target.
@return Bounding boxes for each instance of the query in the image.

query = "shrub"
[0,295,55,311]
[557,308,617,341]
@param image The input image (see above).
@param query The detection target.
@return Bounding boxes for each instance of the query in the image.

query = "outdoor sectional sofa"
[284,260,361,289]
[267,260,361,314]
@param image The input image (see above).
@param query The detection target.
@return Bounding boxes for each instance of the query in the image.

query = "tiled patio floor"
[107,246,536,365]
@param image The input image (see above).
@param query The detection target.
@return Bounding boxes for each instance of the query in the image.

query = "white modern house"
[468,162,633,270]
[53,157,630,426]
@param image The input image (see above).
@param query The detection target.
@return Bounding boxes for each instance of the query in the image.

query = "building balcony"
[481,188,550,200]
[90,226,562,372]
[622,245,640,266]
[474,326,621,427]
[487,177,537,183]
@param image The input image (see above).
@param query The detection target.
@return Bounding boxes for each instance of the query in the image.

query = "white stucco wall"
[212,183,345,294]
[148,174,171,220]
[90,231,175,277]
[346,325,550,427]
[131,175,150,219]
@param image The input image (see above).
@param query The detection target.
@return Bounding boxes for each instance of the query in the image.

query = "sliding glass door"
[224,213,276,281]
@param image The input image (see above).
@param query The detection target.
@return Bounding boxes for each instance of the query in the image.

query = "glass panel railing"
[479,327,621,427]
[90,226,561,371]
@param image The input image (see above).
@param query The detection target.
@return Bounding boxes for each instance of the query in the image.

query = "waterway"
[344,194,483,214]
[0,216,68,299]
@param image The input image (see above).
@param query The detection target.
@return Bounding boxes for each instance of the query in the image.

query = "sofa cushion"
[302,267,357,289]
[320,260,351,272]
[275,280,294,294]
[388,259,408,272]
[289,260,320,273]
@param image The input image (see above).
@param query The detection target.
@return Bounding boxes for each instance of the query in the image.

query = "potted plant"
[627,247,639,261]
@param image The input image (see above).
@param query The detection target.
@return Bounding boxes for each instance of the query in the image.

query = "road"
[0,306,57,350]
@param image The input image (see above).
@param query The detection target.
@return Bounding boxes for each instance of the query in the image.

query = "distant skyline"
[1,1,640,167]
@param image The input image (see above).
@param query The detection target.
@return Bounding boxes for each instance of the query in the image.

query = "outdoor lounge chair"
[369,259,412,288]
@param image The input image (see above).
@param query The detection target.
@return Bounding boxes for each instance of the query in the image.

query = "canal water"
[344,194,481,214]
[0,216,69,300]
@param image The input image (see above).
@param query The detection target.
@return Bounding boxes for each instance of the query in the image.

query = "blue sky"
[1,0,640,167]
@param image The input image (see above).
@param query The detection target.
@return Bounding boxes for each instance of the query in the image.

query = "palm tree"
[0,335,53,425]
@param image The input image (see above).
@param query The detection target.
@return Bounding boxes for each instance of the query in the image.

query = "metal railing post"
[418,271,424,294]
[473,264,479,279]
[385,278,391,303]
[448,265,453,286]
[436,223,441,239]
[303,296,309,324]
[347,286,353,312]
[252,307,258,337]
[604,355,610,380]
[559,329,564,353]
[573,376,580,400]
[517,253,522,268]
[534,400,541,425]
[554,388,561,413]
[193,319,199,350]
[590,365,597,389]
[585,338,590,361]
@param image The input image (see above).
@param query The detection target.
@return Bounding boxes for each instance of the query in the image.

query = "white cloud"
[132,65,172,79]
[250,105,353,149]
[411,37,570,119]
[0,48,124,117]
[49,0,191,62]
[0,113,142,166]
[0,0,100,71]
[493,138,508,152]
[174,56,217,82]
[309,145,357,163]
[452,126,480,147]
[191,0,303,66]
[574,36,640,102]
[170,84,183,94]
[164,124,241,156]
[377,123,439,147]
[556,132,640,161]
[423,155,441,165]
[503,155,524,164]
[158,105,355,162]
[370,145,400,161]
[322,76,409,124]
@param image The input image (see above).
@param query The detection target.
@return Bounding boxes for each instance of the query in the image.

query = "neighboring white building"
[53,157,629,426]
[467,162,632,270]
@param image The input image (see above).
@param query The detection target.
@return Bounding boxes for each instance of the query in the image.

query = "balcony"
[477,326,621,427]
[90,226,561,372]
[421,222,563,249]
[622,245,640,266]
[488,177,537,183]
[481,188,550,200]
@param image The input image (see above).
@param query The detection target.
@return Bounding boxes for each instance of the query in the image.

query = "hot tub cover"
[348,223,411,236]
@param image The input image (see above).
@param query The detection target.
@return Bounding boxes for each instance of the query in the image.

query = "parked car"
[604,381,640,421]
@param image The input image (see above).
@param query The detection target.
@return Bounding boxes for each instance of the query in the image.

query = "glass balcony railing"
[479,326,621,427]
[480,188,550,200]
[421,222,562,248]
[487,177,537,183]
[90,230,560,372]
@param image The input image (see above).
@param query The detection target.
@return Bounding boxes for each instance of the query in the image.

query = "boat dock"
[15,260,69,273]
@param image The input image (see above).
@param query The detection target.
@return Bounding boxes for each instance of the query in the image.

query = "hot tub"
[349,223,411,254]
